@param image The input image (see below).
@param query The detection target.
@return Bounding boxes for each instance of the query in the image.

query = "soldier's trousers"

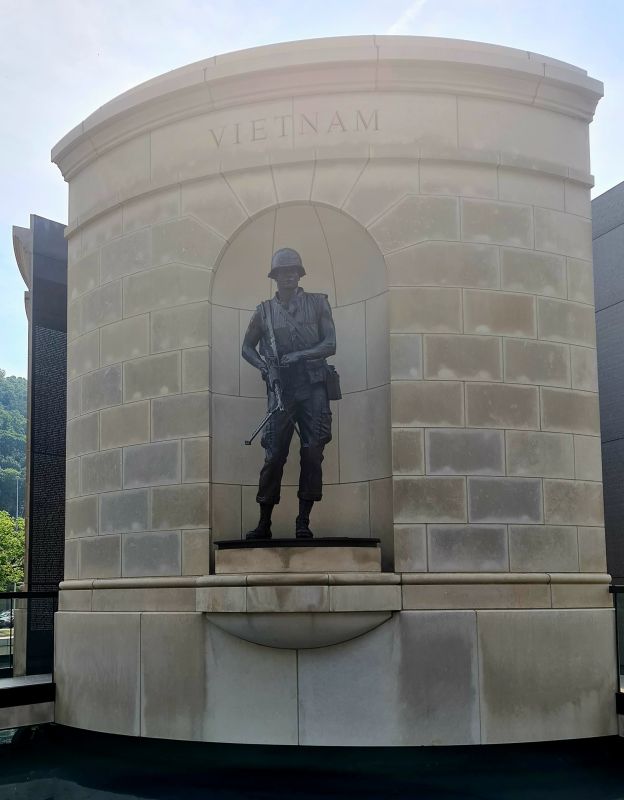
[256,382,332,505]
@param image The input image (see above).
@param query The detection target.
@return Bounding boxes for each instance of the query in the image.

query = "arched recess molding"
[210,203,393,564]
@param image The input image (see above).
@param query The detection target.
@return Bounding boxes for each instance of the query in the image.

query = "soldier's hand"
[280,352,300,367]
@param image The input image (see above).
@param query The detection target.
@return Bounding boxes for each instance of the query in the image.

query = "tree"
[0,511,25,590]
[0,371,26,515]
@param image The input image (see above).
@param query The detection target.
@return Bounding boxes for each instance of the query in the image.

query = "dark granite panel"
[596,302,624,444]
[592,180,624,240]
[593,224,624,311]
[601,438,624,581]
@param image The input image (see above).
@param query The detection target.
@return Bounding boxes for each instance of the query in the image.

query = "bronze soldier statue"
[242,248,338,540]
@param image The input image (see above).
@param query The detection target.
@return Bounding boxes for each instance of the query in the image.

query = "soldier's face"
[275,267,300,292]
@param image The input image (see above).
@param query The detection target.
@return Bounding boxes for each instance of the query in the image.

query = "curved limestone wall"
[53,36,615,745]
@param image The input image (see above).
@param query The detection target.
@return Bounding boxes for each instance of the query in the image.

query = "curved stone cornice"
[51,35,602,179]
[12,225,32,289]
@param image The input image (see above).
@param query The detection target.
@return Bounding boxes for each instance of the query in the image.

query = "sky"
[1,0,623,378]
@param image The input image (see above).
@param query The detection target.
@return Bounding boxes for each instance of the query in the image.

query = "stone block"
[152,217,223,269]
[122,187,179,233]
[468,477,542,523]
[80,209,123,254]
[82,449,122,494]
[543,480,604,526]
[211,483,242,540]
[390,334,422,380]
[541,388,600,435]
[123,352,180,401]
[365,293,390,388]
[91,587,195,612]
[463,290,536,338]
[534,208,592,259]
[100,489,149,534]
[428,525,509,571]
[152,483,210,529]
[226,166,277,215]
[59,589,92,612]
[574,435,603,481]
[394,525,427,571]
[182,438,210,483]
[426,428,504,475]
[66,413,99,457]
[332,303,366,393]
[272,162,315,204]
[55,612,140,736]
[509,525,579,571]
[477,609,617,743]
[386,241,499,289]
[246,585,329,613]
[461,198,532,248]
[390,287,462,333]
[506,431,574,478]
[182,529,211,575]
[392,428,424,474]
[123,441,180,488]
[298,612,480,746]
[578,527,607,572]
[537,297,596,347]
[393,476,467,523]
[392,381,464,427]
[504,339,570,388]
[564,181,591,217]
[339,386,391,482]
[151,392,210,441]
[82,365,122,412]
[210,305,240,395]
[67,378,81,419]
[498,169,564,210]
[215,545,380,575]
[198,586,246,613]
[211,394,265,484]
[567,258,594,304]
[80,282,122,334]
[68,331,99,379]
[100,228,151,283]
[69,251,100,301]
[79,535,121,579]
[63,540,78,580]
[123,264,212,316]
[420,160,497,198]
[204,622,297,744]
[180,174,248,240]
[550,582,612,608]
[368,195,459,253]
[500,249,566,298]
[329,585,401,612]
[402,583,550,610]
[424,335,502,381]
[141,613,205,740]
[182,346,210,392]
[66,495,98,538]
[122,530,181,577]
[100,315,149,366]
[343,159,420,228]
[66,458,80,498]
[570,345,598,391]
[466,383,539,429]
[100,401,150,450]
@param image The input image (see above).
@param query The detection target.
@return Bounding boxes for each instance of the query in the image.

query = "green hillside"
[0,370,27,516]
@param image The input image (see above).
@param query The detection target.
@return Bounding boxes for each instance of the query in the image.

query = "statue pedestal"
[214,538,381,574]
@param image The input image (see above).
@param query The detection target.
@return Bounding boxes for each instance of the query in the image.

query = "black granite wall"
[27,215,67,673]
[593,182,624,582]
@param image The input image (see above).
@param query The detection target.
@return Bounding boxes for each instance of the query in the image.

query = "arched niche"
[210,203,392,559]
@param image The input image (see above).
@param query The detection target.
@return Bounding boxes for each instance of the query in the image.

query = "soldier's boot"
[246,503,273,540]
[295,499,314,539]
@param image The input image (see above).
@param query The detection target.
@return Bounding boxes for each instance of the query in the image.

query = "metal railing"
[0,592,58,679]
[609,585,624,695]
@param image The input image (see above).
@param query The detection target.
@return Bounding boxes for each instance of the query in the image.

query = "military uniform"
[244,288,336,506]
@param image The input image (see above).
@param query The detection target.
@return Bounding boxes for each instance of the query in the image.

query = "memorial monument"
[52,36,615,745]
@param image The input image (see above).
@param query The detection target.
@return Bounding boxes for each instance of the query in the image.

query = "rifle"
[244,302,302,446]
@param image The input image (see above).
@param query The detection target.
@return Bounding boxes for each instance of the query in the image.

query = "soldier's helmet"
[268,247,306,279]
